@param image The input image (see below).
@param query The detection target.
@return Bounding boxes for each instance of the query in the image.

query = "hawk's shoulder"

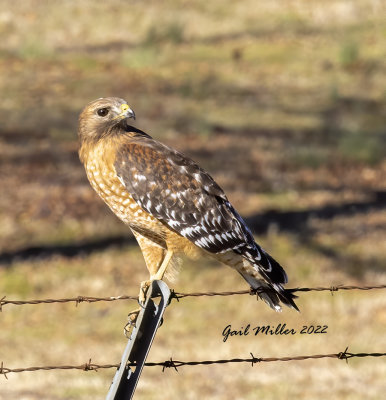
[116,133,226,199]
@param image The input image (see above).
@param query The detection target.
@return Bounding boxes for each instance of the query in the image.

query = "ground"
[0,1,385,399]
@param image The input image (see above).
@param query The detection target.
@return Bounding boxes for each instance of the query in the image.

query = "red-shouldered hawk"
[78,97,298,315]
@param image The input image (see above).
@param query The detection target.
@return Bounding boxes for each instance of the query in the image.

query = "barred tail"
[239,270,299,311]
[236,244,299,311]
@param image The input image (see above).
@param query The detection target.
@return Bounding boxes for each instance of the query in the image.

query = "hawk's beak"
[120,103,136,120]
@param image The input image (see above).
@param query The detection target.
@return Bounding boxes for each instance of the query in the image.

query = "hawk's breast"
[84,141,161,233]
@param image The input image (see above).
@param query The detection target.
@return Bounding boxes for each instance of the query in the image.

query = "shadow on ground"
[1,191,384,267]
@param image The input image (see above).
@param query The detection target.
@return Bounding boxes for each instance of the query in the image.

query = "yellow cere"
[121,104,130,112]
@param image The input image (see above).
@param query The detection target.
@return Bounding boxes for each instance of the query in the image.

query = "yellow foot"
[139,279,152,305]
[124,307,140,338]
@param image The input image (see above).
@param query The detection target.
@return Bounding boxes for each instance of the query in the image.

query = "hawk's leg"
[151,249,174,280]
[125,250,174,336]
[138,249,174,304]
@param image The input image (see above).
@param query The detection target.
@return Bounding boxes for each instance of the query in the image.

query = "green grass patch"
[338,131,385,164]
[144,20,185,46]
[288,145,332,169]
[120,47,160,70]
[1,267,33,297]
[16,39,53,60]
[339,40,360,68]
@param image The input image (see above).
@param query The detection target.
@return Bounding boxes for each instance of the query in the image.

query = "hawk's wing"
[114,134,256,255]
[115,132,289,286]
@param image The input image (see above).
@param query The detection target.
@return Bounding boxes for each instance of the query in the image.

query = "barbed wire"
[0,284,385,311]
[0,295,137,310]
[1,349,385,378]
[171,284,386,299]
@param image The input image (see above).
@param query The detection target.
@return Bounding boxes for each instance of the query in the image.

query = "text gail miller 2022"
[222,323,328,342]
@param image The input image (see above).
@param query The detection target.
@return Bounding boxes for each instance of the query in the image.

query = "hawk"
[78,97,298,315]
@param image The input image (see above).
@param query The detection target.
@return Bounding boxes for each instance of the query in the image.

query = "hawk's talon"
[124,280,153,338]
[124,308,140,338]
[138,279,152,305]
[124,321,134,338]
[137,298,146,310]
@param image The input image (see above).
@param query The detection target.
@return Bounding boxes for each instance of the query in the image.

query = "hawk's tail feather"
[238,271,299,312]
[235,242,299,310]
[260,250,288,285]
[271,285,299,311]
[235,244,288,285]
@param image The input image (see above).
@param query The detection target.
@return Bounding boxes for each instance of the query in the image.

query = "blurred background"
[0,0,385,399]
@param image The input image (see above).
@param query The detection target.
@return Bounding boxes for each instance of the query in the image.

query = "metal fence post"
[106,280,170,400]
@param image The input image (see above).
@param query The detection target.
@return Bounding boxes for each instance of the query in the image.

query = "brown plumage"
[78,97,298,311]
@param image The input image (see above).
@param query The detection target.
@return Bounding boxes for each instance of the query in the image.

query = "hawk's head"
[78,97,136,144]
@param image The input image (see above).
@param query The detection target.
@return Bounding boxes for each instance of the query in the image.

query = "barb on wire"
[0,285,385,310]
[0,349,385,376]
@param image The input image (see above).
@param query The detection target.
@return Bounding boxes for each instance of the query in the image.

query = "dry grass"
[0,0,385,399]
[1,245,385,399]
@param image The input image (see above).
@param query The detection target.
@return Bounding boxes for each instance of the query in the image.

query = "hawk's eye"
[97,108,109,117]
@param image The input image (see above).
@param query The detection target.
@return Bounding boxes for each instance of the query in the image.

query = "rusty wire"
[0,295,137,310]
[0,284,385,310]
[0,349,385,377]
[171,284,386,300]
